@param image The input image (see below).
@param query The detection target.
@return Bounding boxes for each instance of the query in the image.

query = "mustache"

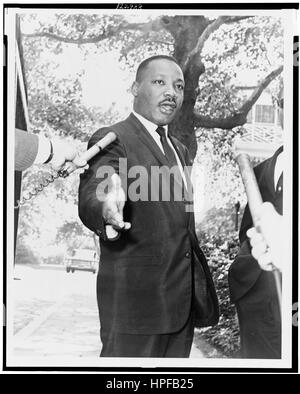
[159,98,177,107]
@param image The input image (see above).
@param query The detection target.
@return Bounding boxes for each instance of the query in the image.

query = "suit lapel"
[169,136,186,167]
[169,135,193,198]
[128,113,170,167]
[128,113,192,204]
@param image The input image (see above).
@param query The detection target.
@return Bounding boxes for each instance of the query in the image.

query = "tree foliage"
[21,13,283,156]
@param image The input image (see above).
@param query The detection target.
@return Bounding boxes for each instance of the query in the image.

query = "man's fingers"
[50,157,65,171]
[76,164,89,175]
[102,173,128,237]
[106,225,120,241]
[103,208,131,231]
[247,228,267,256]
[72,156,88,168]
[110,173,122,191]
[62,144,78,161]
[247,228,264,243]
[251,242,269,260]
[257,253,274,271]
[104,210,125,229]
[112,212,125,229]
[123,222,131,230]
[111,221,131,231]
[105,223,131,241]
[249,234,266,251]
[105,173,126,214]
[111,221,131,232]
[247,225,274,270]
[48,139,89,171]
[246,227,257,239]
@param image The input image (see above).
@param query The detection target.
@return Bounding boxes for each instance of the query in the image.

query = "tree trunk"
[162,16,210,160]
[171,51,206,159]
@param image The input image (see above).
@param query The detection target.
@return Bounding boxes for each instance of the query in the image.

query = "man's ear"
[131,81,139,97]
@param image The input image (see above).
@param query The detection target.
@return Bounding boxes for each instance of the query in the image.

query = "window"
[255,104,275,123]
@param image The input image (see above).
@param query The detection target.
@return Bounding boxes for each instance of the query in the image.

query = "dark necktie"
[156,126,186,202]
[156,126,178,167]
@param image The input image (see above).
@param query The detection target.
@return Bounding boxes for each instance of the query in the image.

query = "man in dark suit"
[228,145,283,359]
[229,90,284,359]
[78,55,219,357]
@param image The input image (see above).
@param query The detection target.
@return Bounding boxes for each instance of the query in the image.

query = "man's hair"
[135,55,181,82]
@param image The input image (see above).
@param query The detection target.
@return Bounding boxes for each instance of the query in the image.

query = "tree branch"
[240,65,283,113]
[194,112,248,130]
[182,16,228,70]
[23,31,111,44]
[23,20,163,44]
[144,39,174,46]
[223,16,253,24]
[194,65,283,129]
[182,16,252,71]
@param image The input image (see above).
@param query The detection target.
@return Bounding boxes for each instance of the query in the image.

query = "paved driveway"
[7,264,204,365]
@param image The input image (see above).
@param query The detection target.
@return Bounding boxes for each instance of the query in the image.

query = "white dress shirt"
[274,151,283,191]
[132,111,187,187]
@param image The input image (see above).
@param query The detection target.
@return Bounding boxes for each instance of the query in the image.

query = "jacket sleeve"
[239,160,267,243]
[15,129,39,171]
[228,238,262,302]
[78,127,126,239]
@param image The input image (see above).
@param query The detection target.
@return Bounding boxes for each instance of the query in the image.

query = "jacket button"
[185,252,191,258]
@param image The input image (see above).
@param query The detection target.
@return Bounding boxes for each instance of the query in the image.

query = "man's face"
[132,59,185,126]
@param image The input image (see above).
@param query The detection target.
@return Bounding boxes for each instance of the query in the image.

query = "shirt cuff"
[34,135,52,164]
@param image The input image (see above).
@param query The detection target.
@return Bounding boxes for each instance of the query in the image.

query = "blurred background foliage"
[15,12,283,357]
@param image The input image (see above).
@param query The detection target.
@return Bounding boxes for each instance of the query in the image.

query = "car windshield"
[70,250,96,260]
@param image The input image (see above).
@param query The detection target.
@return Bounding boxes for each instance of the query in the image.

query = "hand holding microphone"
[246,202,283,271]
[49,139,88,171]
[58,132,117,177]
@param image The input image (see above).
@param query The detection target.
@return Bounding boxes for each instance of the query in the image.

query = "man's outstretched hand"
[102,173,131,239]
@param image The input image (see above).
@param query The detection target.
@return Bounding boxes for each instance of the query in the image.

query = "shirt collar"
[132,111,168,137]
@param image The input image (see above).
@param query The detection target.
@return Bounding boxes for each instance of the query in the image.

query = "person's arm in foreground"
[15,128,87,171]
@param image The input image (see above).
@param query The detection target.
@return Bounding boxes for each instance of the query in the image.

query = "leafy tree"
[21,13,283,158]
[15,239,40,265]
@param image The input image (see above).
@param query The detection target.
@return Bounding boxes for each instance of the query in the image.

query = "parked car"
[65,249,98,274]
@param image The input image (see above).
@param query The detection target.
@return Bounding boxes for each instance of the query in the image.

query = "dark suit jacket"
[229,146,283,303]
[79,113,219,335]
